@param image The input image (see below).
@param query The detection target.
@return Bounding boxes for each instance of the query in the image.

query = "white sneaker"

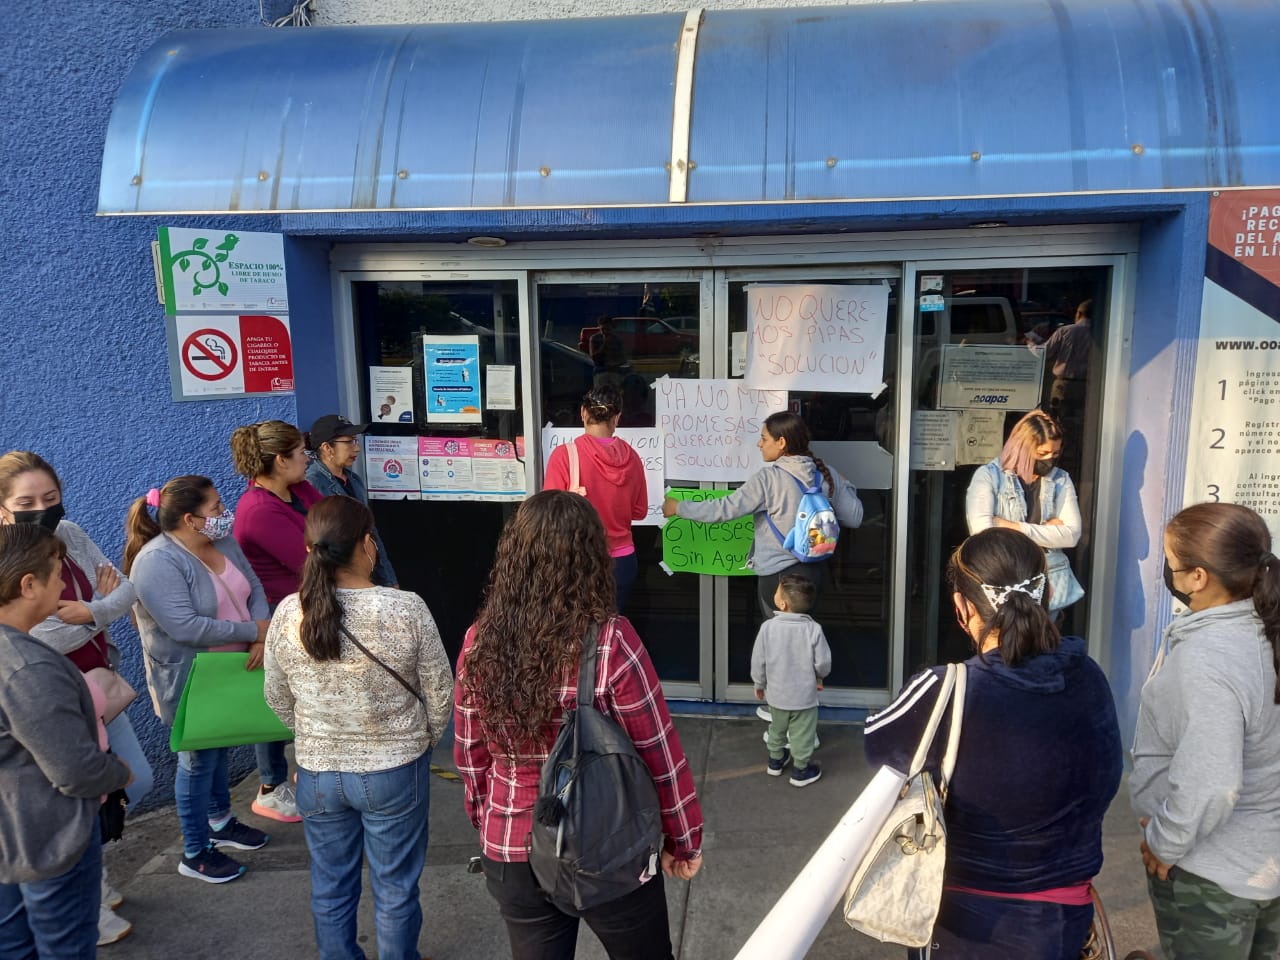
[762,730,820,749]
[756,706,772,722]
[97,904,132,946]
[101,867,123,910]
[251,782,301,823]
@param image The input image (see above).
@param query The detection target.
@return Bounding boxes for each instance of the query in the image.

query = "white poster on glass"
[743,283,888,393]
[654,377,788,482]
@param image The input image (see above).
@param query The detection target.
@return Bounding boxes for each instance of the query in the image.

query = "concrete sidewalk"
[102,716,1163,959]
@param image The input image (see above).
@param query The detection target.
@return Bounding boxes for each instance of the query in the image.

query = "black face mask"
[1032,458,1058,477]
[10,503,65,533]
[1163,558,1192,607]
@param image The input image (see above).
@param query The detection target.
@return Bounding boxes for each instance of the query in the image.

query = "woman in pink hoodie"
[544,385,648,611]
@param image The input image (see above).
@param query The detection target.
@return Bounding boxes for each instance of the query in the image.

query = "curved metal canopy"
[98,0,1280,215]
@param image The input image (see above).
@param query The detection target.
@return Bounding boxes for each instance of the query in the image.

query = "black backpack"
[528,622,664,913]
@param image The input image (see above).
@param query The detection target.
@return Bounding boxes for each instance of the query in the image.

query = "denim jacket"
[964,460,1084,610]
[306,460,397,587]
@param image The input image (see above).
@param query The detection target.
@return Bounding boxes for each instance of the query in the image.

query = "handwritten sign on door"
[654,377,787,482]
[743,283,888,394]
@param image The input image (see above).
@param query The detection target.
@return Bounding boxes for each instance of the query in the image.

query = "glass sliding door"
[903,263,1114,672]
[534,273,713,698]
[715,268,902,707]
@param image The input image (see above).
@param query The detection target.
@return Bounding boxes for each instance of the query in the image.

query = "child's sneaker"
[251,783,302,823]
[209,817,269,851]
[97,903,132,945]
[756,705,773,722]
[178,845,246,884]
[789,763,822,787]
[766,748,792,776]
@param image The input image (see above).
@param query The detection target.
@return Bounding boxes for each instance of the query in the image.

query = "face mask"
[1032,458,1058,477]
[1163,559,1192,607]
[10,503,65,532]
[199,509,235,541]
[364,543,377,570]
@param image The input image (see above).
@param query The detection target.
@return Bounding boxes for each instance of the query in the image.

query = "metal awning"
[98,0,1280,215]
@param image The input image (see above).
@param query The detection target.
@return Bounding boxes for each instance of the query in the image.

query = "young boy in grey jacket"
[752,574,831,787]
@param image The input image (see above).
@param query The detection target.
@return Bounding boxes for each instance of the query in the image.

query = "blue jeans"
[106,711,154,807]
[176,747,232,855]
[0,834,101,960]
[255,739,290,788]
[613,552,638,613]
[297,750,432,960]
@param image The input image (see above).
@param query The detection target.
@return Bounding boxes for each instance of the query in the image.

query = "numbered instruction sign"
[1185,189,1280,540]
[170,315,294,400]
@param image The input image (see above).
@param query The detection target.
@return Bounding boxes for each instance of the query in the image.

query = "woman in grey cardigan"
[123,475,274,885]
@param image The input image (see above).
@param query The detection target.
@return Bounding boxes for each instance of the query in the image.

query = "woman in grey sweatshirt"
[662,411,863,619]
[1132,502,1280,958]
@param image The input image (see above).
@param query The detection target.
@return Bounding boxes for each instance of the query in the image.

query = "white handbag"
[844,662,967,948]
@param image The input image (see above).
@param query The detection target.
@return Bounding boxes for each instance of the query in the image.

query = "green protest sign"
[662,489,754,576]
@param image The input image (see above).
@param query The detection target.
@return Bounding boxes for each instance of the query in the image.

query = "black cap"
[308,414,368,447]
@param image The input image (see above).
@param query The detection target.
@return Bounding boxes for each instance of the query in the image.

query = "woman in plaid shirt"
[454,490,704,960]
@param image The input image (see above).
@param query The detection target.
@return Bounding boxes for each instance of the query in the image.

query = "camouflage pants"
[1148,869,1280,960]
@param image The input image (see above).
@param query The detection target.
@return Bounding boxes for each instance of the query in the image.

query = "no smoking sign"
[171,315,294,399]
[182,328,239,381]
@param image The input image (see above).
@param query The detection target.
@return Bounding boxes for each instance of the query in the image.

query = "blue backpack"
[765,472,840,562]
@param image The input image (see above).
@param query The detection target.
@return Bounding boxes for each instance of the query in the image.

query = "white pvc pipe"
[733,766,907,960]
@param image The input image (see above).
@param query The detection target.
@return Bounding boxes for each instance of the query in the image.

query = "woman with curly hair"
[454,490,704,960]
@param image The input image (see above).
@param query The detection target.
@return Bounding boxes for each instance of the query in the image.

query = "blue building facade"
[6,0,1279,806]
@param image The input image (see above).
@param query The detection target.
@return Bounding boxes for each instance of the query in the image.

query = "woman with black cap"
[304,415,398,588]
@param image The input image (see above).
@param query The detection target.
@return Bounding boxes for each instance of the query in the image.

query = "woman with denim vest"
[965,409,1083,613]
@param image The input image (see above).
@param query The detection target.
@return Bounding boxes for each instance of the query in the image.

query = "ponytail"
[123,476,214,575]
[1253,554,1280,703]
[811,456,835,497]
[299,496,374,663]
[762,411,835,492]
[299,544,344,661]
[1167,502,1280,703]
[947,527,1060,667]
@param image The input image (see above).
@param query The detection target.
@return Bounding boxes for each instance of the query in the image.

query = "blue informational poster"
[423,335,482,423]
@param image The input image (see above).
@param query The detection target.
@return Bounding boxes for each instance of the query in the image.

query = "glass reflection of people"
[865,527,1121,958]
[965,410,1083,614]
[1043,299,1092,426]
[543,386,647,611]
[1133,503,1280,960]
[588,315,630,389]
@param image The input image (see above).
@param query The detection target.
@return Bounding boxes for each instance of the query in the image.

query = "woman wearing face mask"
[230,419,323,822]
[1132,503,1280,959]
[0,451,152,945]
[124,476,273,884]
[864,527,1121,959]
[965,409,1084,614]
[0,523,133,959]
[303,414,398,588]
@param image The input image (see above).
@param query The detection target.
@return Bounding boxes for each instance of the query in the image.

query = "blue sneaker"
[789,763,822,788]
[178,845,245,884]
[767,749,792,777]
[209,817,269,851]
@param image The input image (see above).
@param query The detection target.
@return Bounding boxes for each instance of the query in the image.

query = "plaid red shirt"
[453,616,704,863]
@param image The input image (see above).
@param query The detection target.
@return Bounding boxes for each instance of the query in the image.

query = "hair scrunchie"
[1261,551,1277,571]
[145,488,162,509]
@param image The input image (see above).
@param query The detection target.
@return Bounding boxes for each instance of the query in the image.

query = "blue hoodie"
[864,637,1122,893]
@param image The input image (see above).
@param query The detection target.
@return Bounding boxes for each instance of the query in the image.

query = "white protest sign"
[743,283,888,393]
[654,377,788,482]
[541,426,665,525]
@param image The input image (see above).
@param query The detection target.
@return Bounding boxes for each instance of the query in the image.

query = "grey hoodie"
[1130,599,1280,900]
[676,455,863,575]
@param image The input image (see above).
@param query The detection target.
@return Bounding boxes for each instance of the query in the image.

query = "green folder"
[169,652,293,752]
